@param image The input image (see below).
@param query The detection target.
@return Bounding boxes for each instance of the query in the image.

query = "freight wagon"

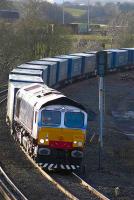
[121,48,134,65]
[55,55,82,80]
[70,53,96,75]
[27,61,57,86]
[17,64,48,84]
[40,58,68,83]
[106,49,128,68]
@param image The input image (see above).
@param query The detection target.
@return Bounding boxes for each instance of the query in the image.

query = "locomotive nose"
[38,127,85,149]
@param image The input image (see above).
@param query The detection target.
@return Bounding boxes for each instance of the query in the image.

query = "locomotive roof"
[18,83,86,111]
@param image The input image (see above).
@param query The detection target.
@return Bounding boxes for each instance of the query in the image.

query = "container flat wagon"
[17,64,48,84]
[27,61,57,86]
[40,58,68,83]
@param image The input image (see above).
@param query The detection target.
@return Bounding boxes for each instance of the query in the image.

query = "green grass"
[65,7,86,17]
[72,34,112,42]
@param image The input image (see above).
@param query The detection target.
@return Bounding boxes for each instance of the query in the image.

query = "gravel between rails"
[51,172,103,200]
[0,102,68,200]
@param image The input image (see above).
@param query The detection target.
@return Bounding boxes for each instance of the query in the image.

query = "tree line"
[0,0,72,81]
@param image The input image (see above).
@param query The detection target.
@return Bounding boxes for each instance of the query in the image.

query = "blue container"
[106,49,128,68]
[86,51,97,54]
[70,53,96,74]
[11,68,43,78]
[103,50,114,69]
[55,55,82,80]
[9,74,43,83]
[27,60,57,86]
[121,48,134,65]
[87,50,114,70]
[40,58,68,83]
[17,64,48,84]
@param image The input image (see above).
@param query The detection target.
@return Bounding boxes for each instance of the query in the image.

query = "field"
[65,7,86,17]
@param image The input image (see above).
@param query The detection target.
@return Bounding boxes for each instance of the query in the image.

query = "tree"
[0,0,14,9]
[108,12,134,48]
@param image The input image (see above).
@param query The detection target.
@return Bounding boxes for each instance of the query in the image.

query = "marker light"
[40,139,44,144]
[78,142,83,147]
[73,141,77,144]
[45,138,49,142]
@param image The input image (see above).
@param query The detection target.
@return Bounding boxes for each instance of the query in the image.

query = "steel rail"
[0,97,7,104]
[72,173,110,200]
[0,167,28,200]
[0,89,8,95]
[0,84,8,89]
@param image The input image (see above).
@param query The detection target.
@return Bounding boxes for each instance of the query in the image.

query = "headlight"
[73,141,83,147]
[40,139,44,144]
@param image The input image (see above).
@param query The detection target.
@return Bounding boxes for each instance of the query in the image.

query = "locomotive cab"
[36,105,87,169]
[37,105,87,148]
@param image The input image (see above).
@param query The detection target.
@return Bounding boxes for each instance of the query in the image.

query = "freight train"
[6,48,134,171]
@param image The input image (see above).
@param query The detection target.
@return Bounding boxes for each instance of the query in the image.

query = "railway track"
[48,172,110,200]
[0,167,28,200]
[21,146,110,200]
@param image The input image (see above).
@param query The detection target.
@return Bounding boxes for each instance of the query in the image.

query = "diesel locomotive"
[9,83,87,170]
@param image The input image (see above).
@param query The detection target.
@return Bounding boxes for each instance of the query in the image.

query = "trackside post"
[96,51,107,170]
